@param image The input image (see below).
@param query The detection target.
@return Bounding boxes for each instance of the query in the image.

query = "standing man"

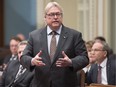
[20,2,89,87]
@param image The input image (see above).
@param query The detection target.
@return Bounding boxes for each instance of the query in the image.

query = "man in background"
[3,37,22,70]
[87,41,116,85]
[0,41,34,87]
[94,36,114,55]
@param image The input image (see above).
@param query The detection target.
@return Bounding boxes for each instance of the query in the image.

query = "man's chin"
[52,25,60,29]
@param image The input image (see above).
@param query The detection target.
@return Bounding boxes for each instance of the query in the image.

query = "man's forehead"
[93,42,103,48]
[47,7,60,13]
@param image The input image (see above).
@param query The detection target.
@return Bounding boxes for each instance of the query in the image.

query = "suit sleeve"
[71,32,89,71]
[20,32,35,71]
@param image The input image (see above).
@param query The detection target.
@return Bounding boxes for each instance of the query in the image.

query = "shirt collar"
[99,58,107,68]
[47,25,62,35]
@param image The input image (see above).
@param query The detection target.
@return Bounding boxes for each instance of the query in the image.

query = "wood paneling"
[0,0,4,47]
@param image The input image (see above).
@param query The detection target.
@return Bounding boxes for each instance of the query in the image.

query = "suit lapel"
[11,59,20,80]
[40,28,51,64]
[14,69,28,83]
[93,64,98,83]
[106,58,110,84]
[40,26,69,65]
[8,59,20,86]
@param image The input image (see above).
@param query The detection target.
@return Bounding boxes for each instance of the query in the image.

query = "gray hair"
[18,40,28,47]
[95,41,110,57]
[44,2,63,15]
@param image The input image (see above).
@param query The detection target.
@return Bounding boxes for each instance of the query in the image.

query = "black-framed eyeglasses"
[46,12,62,18]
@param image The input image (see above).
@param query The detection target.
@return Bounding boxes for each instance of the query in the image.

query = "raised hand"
[31,50,45,66]
[56,51,72,67]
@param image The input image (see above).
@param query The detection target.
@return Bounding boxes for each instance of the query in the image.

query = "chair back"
[77,69,85,87]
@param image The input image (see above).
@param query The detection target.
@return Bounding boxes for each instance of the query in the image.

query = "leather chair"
[77,69,85,87]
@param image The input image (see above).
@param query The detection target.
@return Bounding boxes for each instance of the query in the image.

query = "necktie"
[97,65,102,84]
[14,65,24,82]
[50,31,57,60]
[10,55,15,61]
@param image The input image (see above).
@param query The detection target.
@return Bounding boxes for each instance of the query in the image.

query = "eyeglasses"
[46,12,62,18]
[10,45,18,47]
[91,49,104,52]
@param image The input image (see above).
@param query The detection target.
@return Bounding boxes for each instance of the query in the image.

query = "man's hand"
[31,50,45,66]
[56,51,72,67]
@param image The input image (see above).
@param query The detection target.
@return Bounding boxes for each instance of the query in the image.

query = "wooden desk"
[86,83,116,87]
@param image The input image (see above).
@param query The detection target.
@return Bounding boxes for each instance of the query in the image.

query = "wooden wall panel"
[0,0,4,47]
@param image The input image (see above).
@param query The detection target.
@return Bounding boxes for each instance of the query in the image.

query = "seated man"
[0,41,34,87]
[3,37,22,70]
[86,41,116,85]
[94,36,113,55]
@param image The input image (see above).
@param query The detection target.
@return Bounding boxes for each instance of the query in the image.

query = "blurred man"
[3,37,22,70]
[0,41,34,87]
[83,40,96,73]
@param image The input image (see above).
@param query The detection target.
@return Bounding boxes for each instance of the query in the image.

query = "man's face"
[91,43,107,64]
[10,40,20,55]
[87,47,96,64]
[18,45,26,61]
[45,6,63,30]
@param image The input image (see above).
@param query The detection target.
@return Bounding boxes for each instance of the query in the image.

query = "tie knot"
[50,31,57,35]
[98,65,102,70]
[12,55,16,58]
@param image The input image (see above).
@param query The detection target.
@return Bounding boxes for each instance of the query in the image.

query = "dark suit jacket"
[3,54,12,64]
[20,25,89,87]
[86,56,116,85]
[0,58,34,87]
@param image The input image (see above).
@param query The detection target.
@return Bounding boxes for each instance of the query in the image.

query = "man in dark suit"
[3,37,22,70]
[20,2,89,87]
[86,41,116,85]
[0,41,34,87]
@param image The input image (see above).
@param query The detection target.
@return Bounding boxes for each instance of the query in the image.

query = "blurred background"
[0,0,116,53]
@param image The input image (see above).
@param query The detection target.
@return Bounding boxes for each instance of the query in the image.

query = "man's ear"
[104,51,107,57]
[44,17,47,24]
[44,15,46,18]
[44,15,46,21]
[44,17,46,20]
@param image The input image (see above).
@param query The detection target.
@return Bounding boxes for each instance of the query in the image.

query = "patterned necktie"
[14,65,24,82]
[97,65,102,84]
[50,31,57,60]
[10,55,16,61]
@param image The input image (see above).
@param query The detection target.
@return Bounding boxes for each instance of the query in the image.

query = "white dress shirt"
[99,58,108,85]
[47,25,62,54]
